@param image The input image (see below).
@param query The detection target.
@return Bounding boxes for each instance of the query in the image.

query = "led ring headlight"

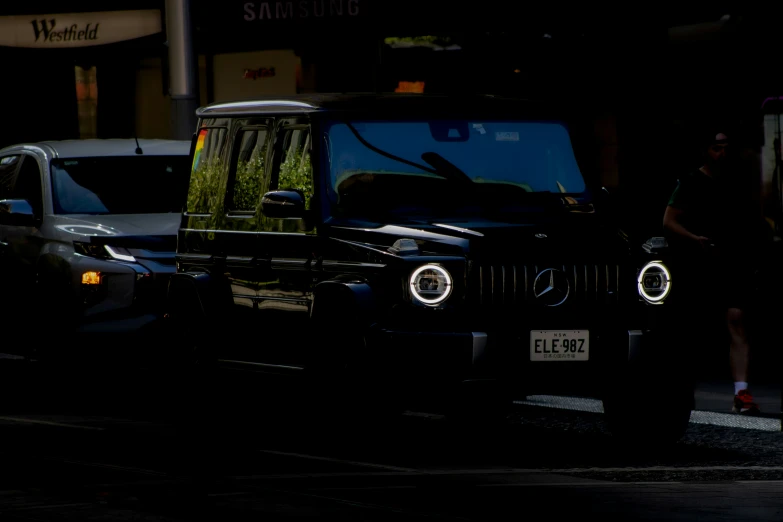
[637,260,671,304]
[410,264,452,305]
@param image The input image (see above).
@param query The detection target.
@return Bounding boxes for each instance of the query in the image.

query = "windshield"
[51,156,191,215]
[324,119,590,218]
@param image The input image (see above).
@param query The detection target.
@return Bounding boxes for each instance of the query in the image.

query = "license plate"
[530,330,589,361]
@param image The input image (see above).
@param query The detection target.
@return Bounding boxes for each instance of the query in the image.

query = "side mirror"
[0,199,37,227]
[260,190,305,219]
[642,236,669,254]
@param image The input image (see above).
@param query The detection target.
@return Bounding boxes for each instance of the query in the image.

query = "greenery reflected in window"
[231,129,268,211]
[383,36,461,51]
[187,127,226,214]
[277,129,313,209]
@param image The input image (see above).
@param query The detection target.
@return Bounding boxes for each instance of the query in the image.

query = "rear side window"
[272,123,313,209]
[228,125,270,212]
[13,156,43,218]
[187,127,227,214]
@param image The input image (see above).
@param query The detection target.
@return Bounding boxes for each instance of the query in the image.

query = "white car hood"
[51,213,180,238]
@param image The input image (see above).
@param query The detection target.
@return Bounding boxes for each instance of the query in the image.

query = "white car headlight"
[410,264,452,305]
[104,245,137,263]
[637,260,671,304]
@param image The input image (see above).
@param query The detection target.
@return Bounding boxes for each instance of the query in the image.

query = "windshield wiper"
[345,122,436,174]
[344,123,472,186]
[420,152,473,185]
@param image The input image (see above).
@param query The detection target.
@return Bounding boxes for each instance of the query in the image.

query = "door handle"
[251,257,271,269]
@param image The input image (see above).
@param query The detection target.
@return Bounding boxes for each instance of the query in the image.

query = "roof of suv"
[196,93,563,119]
[0,139,190,159]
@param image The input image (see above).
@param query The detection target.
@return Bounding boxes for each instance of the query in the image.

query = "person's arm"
[663,205,711,247]
[663,177,711,248]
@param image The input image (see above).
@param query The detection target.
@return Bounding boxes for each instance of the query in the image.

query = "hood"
[50,213,180,253]
[327,212,631,260]
[51,213,181,238]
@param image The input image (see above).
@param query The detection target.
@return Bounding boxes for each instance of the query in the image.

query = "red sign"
[243,67,276,79]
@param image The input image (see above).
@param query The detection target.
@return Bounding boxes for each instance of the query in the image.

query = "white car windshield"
[51,156,190,215]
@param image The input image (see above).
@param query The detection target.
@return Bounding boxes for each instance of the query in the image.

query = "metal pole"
[776,111,783,432]
[165,0,199,140]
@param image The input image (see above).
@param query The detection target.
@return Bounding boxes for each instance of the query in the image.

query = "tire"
[305,354,407,431]
[34,273,79,365]
[305,304,405,430]
[603,367,694,450]
[161,333,233,476]
[170,335,219,415]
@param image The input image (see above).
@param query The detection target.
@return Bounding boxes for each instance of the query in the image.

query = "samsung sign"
[0,9,161,48]
[243,1,360,21]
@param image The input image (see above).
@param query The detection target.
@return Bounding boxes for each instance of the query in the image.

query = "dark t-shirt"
[668,169,728,242]
[667,168,762,251]
[667,169,765,307]
[666,169,772,306]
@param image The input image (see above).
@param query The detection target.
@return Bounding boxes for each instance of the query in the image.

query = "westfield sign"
[31,19,100,44]
[0,9,161,48]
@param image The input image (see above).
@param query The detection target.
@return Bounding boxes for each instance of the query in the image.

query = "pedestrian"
[663,129,767,415]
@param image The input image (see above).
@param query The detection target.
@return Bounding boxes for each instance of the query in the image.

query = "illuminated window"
[395,81,425,93]
[75,66,98,139]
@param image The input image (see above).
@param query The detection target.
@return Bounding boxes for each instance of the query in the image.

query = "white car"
[0,139,190,361]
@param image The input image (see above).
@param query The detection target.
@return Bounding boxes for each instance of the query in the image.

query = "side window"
[0,155,21,200]
[228,125,270,212]
[186,127,227,214]
[272,123,313,209]
[13,156,43,218]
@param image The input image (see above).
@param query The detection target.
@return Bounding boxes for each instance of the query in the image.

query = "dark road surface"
[1,357,783,521]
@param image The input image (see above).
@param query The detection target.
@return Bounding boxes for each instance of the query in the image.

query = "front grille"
[472,262,622,307]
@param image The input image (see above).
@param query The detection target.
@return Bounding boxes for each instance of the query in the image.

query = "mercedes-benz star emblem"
[533,268,570,307]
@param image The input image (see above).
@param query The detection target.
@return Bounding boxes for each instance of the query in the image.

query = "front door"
[7,155,46,280]
[0,154,46,341]
[0,154,22,273]
[214,120,278,365]
[252,117,320,368]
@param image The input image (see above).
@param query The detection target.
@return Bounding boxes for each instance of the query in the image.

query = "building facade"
[0,0,208,147]
[3,1,781,238]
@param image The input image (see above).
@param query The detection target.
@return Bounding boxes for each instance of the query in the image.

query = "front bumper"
[364,325,658,398]
[74,258,174,334]
[75,313,164,334]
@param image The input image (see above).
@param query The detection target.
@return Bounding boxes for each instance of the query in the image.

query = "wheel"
[173,340,218,408]
[602,327,696,451]
[307,332,406,428]
[603,368,694,450]
[305,307,406,430]
[161,307,223,432]
[34,275,79,365]
[304,356,408,432]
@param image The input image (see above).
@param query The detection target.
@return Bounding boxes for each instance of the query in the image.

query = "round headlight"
[637,261,671,304]
[410,264,452,305]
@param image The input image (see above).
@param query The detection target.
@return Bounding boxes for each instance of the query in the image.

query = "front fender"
[36,254,78,315]
[36,253,71,286]
[312,275,377,330]
[167,270,233,322]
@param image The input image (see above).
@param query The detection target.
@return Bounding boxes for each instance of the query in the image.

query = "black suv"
[168,94,692,443]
